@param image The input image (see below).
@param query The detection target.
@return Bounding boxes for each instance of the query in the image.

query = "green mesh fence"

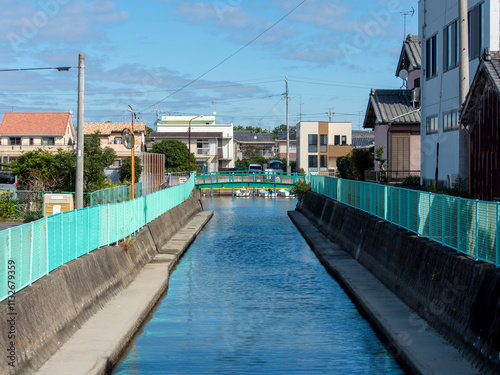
[0,177,194,301]
[310,175,500,267]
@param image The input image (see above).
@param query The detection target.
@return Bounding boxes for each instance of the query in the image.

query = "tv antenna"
[395,7,415,39]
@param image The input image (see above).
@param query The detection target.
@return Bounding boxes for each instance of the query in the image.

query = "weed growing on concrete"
[119,238,134,253]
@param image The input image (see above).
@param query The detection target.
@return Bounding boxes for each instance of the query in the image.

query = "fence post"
[87,206,91,254]
[29,221,34,285]
[496,202,499,267]
[429,192,432,240]
[458,198,461,252]
[45,217,49,274]
[475,200,479,260]
[442,195,445,246]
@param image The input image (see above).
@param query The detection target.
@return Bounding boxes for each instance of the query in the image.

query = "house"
[363,89,421,181]
[233,131,276,161]
[362,34,421,182]
[0,112,76,163]
[419,0,500,188]
[84,122,146,167]
[296,121,352,175]
[276,132,297,161]
[151,115,233,172]
[461,51,500,200]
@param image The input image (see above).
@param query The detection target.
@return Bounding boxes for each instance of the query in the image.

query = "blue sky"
[0,0,418,130]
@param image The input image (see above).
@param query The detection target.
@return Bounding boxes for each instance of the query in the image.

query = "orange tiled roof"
[84,122,146,135]
[0,112,72,135]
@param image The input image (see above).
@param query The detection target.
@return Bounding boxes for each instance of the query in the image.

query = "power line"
[137,0,307,115]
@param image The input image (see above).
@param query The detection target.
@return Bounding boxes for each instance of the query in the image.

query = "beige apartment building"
[296,121,352,175]
[0,112,76,163]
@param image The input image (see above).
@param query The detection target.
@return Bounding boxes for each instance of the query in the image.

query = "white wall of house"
[373,124,388,171]
[157,115,234,170]
[419,0,500,187]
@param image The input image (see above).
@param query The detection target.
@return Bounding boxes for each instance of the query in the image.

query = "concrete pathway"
[36,211,214,375]
[288,211,479,375]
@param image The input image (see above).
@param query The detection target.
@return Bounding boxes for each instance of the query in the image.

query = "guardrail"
[0,175,195,302]
[88,182,142,206]
[310,175,500,267]
[196,171,306,186]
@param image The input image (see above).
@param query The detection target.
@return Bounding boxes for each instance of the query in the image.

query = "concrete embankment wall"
[297,192,500,374]
[0,191,203,375]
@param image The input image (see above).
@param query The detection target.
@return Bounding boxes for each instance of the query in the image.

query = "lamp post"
[188,115,203,175]
[127,105,136,200]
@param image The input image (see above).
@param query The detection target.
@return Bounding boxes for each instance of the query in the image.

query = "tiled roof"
[0,112,72,135]
[150,132,223,139]
[363,89,421,128]
[277,133,297,142]
[396,34,421,76]
[84,122,146,135]
[352,130,374,147]
[234,131,274,142]
[462,52,500,126]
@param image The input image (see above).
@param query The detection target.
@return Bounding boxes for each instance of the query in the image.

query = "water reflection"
[114,197,404,374]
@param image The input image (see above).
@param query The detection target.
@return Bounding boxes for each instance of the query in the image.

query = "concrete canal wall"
[0,191,203,375]
[297,192,500,374]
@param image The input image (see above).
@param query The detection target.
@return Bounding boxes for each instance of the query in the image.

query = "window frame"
[42,137,55,146]
[443,109,459,131]
[308,155,318,172]
[468,2,484,60]
[334,135,340,146]
[426,33,438,79]
[426,114,439,134]
[341,135,347,145]
[443,20,459,71]
[308,134,318,153]
[9,137,21,145]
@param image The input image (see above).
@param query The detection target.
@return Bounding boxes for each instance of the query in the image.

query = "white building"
[419,0,500,188]
[296,121,352,175]
[152,115,234,172]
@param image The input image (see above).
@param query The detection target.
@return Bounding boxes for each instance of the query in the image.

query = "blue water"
[114,197,404,374]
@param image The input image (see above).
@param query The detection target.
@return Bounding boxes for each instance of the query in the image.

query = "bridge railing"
[310,175,500,267]
[0,175,195,302]
[195,171,306,185]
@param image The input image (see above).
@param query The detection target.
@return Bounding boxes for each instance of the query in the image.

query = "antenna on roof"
[394,7,415,40]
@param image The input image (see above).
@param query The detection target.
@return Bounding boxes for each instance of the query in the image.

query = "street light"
[188,115,203,175]
[128,105,136,200]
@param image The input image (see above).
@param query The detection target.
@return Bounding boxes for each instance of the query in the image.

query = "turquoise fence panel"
[0,175,195,302]
[310,175,500,267]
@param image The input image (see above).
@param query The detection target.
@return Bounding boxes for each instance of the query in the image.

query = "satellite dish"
[399,69,409,80]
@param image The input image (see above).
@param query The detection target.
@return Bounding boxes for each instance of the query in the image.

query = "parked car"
[0,171,17,198]
[248,163,263,173]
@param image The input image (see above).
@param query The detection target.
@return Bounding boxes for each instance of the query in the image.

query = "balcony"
[0,144,74,156]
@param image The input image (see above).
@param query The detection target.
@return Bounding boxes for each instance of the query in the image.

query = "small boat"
[235,188,251,197]
[259,188,275,197]
[278,188,294,197]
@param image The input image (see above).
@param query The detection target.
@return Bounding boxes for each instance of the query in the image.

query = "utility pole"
[458,0,470,192]
[75,53,85,209]
[286,76,290,172]
[327,108,334,122]
[128,105,135,200]
[151,106,165,129]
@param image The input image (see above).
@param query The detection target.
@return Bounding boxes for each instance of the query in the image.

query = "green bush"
[291,180,311,200]
[0,192,15,220]
[402,175,420,186]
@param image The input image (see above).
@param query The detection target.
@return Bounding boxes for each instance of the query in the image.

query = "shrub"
[0,192,15,220]
[402,175,420,186]
[291,180,311,200]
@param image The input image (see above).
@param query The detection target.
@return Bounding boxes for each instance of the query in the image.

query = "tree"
[83,132,117,191]
[9,149,64,191]
[149,139,199,172]
[336,155,354,180]
[350,148,374,181]
[272,124,296,139]
[119,156,143,182]
[145,126,154,142]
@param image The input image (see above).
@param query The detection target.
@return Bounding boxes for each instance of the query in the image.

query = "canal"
[114,197,404,374]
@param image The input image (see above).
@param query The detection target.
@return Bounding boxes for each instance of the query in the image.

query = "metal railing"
[88,182,142,206]
[0,175,195,302]
[310,175,500,267]
[195,171,306,186]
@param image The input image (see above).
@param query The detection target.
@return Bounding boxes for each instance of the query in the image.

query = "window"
[9,137,21,145]
[114,137,122,144]
[469,3,484,59]
[426,115,438,134]
[29,138,34,145]
[320,155,327,172]
[334,135,340,145]
[320,134,327,152]
[444,20,459,71]
[443,110,459,131]
[289,142,296,150]
[197,139,209,155]
[308,134,318,152]
[426,34,438,79]
[308,155,318,171]
[42,137,55,146]
[341,136,347,145]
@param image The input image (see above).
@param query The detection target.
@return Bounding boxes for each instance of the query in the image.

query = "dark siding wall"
[470,81,500,201]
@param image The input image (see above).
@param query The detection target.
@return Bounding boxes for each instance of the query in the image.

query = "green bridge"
[195,171,306,189]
